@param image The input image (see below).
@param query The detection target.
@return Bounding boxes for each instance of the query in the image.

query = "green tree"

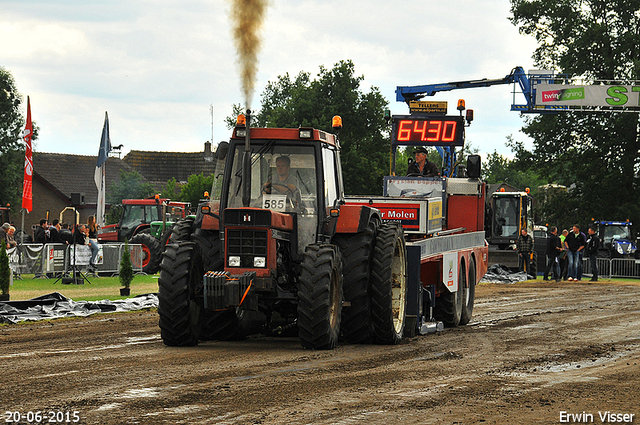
[230,60,390,195]
[0,67,38,211]
[180,173,213,208]
[107,170,155,204]
[509,0,640,228]
[161,177,180,200]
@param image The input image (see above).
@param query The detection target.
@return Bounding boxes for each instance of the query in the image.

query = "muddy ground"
[1,280,639,425]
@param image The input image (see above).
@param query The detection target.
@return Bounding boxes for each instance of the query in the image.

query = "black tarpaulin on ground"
[0,292,158,324]
[480,264,534,283]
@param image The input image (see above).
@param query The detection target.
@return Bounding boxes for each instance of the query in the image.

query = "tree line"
[2,0,639,230]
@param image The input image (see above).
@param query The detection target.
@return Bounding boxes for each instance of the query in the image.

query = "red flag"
[22,96,33,212]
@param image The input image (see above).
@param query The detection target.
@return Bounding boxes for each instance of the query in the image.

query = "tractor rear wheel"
[297,244,343,350]
[460,256,476,326]
[169,216,195,243]
[434,261,465,327]
[158,242,202,346]
[130,232,162,274]
[333,221,377,344]
[370,223,407,345]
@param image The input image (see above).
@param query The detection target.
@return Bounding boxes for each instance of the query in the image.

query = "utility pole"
[210,104,214,146]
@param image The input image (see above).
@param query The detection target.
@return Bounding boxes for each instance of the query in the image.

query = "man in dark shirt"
[586,226,600,281]
[407,147,439,177]
[59,223,73,245]
[33,219,49,244]
[49,219,62,243]
[564,224,586,281]
[516,228,534,276]
[543,226,562,282]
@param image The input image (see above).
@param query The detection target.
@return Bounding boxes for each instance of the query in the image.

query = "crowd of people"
[516,224,600,282]
[30,216,101,272]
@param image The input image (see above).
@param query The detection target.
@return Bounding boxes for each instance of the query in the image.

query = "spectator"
[564,224,586,281]
[543,226,562,282]
[49,219,62,243]
[72,224,88,246]
[59,222,73,245]
[586,226,600,282]
[559,229,569,280]
[0,223,9,244]
[34,219,49,243]
[6,226,17,249]
[516,228,534,277]
[86,215,100,270]
[577,228,588,281]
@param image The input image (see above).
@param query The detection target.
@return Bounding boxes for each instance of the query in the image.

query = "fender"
[334,205,381,234]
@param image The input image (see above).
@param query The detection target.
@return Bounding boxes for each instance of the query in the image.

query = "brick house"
[27,152,136,236]
[26,142,216,237]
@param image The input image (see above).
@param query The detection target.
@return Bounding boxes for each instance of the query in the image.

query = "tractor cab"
[210,121,344,259]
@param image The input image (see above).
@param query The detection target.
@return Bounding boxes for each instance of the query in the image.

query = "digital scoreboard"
[391,115,465,147]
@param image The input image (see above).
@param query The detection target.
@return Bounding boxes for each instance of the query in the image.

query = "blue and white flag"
[94,112,111,227]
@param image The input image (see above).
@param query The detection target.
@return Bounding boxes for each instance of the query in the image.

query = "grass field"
[5,273,161,302]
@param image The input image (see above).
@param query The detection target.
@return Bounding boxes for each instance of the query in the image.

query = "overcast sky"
[2,0,538,160]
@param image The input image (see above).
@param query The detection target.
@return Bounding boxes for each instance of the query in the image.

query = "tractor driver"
[262,156,300,196]
[407,147,440,177]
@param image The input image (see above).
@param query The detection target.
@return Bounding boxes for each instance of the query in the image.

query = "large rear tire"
[460,256,476,326]
[434,260,465,327]
[297,244,343,350]
[333,221,376,344]
[169,216,195,243]
[158,242,202,346]
[370,223,407,345]
[130,232,162,274]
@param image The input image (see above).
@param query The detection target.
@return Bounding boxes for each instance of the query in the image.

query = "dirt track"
[2,281,639,425]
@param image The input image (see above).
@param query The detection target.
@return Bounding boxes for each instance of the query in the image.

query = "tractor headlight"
[253,256,266,268]
[228,256,241,267]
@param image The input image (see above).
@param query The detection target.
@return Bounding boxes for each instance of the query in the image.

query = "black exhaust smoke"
[242,109,251,207]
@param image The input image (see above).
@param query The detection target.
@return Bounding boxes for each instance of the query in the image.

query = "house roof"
[33,152,136,205]
[123,142,215,187]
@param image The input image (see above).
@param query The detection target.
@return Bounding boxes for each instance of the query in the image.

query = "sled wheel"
[460,256,476,326]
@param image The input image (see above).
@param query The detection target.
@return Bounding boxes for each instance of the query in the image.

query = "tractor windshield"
[492,197,519,237]
[226,143,319,248]
[603,225,631,241]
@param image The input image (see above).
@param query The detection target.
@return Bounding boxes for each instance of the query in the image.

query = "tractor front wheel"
[158,242,202,346]
[297,244,343,350]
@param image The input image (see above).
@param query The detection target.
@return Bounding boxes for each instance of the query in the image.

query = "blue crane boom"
[396,66,567,113]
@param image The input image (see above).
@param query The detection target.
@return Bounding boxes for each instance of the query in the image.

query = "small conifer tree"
[119,239,134,288]
[0,242,10,295]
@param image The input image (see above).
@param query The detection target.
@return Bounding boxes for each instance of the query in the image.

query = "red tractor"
[98,197,189,274]
[158,112,488,349]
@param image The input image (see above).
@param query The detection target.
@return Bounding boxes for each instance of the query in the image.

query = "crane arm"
[396,66,535,111]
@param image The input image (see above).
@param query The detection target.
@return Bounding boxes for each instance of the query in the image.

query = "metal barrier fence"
[9,243,143,278]
[582,257,640,279]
